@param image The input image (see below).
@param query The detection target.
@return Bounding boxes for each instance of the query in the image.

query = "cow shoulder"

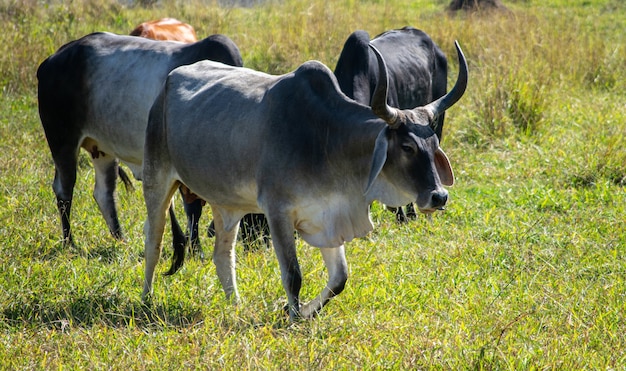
[264,60,348,135]
[289,61,344,101]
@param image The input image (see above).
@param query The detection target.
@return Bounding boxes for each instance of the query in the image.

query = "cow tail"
[164,203,186,276]
[117,166,135,192]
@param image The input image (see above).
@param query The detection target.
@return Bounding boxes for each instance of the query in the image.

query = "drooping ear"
[435,147,454,186]
[364,127,389,194]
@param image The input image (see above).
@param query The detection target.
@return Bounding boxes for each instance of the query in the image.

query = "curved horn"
[369,44,400,128]
[424,40,468,119]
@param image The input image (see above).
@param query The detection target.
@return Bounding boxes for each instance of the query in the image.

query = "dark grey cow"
[142,42,467,320]
[334,26,448,222]
[37,32,243,256]
[222,27,451,247]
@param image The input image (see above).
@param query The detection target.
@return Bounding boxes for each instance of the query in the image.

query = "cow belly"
[293,194,373,248]
[80,137,143,176]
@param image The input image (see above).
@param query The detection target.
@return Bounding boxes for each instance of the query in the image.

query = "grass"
[1,0,625,369]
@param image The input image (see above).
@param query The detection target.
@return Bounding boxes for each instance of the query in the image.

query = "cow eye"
[401,142,416,154]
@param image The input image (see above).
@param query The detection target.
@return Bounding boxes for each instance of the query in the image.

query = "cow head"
[365,41,467,213]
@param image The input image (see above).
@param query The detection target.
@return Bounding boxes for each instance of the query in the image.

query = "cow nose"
[431,191,448,209]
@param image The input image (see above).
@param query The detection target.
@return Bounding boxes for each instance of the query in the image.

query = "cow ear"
[435,147,454,186]
[364,127,389,194]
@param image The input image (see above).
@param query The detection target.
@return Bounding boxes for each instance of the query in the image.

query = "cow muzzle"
[419,189,448,214]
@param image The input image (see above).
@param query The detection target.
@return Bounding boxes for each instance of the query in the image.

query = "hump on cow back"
[290,61,342,99]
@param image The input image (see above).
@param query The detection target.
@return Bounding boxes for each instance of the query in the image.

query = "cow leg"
[257,214,272,249]
[405,203,417,220]
[51,149,78,246]
[142,182,179,301]
[211,208,240,303]
[268,217,302,321]
[239,214,257,251]
[207,219,216,238]
[387,205,408,223]
[300,245,348,319]
[92,154,123,240]
[240,213,271,251]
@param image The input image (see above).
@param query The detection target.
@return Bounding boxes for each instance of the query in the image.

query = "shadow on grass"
[37,239,147,266]
[0,288,298,333]
[1,291,204,331]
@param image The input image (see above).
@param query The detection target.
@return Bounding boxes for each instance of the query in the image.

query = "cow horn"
[423,40,468,120]
[369,44,400,128]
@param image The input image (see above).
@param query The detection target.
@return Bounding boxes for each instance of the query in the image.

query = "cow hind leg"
[211,207,240,303]
[51,152,78,246]
[91,154,124,240]
[300,245,348,319]
[142,181,179,301]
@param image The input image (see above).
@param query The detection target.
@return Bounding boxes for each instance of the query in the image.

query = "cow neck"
[327,103,389,180]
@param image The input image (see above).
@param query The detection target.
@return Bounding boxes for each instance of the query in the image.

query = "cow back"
[38,32,243,168]
[130,18,198,43]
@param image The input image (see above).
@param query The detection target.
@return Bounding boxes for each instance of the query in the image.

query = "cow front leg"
[211,208,240,303]
[387,205,408,223]
[300,245,348,319]
[405,203,417,220]
[268,216,302,321]
[92,154,123,240]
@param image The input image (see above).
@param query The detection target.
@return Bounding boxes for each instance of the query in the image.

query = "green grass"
[1,0,625,369]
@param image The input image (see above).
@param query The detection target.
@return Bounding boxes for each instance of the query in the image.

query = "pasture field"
[1,0,625,369]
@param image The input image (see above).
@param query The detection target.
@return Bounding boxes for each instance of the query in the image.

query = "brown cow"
[130,18,197,43]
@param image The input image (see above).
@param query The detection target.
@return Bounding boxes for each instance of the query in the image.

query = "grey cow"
[142,42,468,320]
[37,32,242,254]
